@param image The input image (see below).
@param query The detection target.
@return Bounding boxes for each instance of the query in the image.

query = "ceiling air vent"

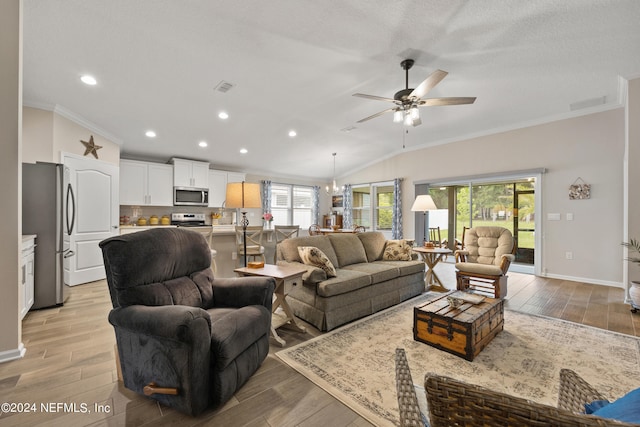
[214,80,235,93]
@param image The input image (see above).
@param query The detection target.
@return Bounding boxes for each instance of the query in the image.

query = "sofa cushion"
[328,233,368,267]
[357,232,388,262]
[316,269,372,297]
[298,246,337,278]
[343,262,399,284]
[383,239,414,261]
[278,235,339,268]
[373,260,425,276]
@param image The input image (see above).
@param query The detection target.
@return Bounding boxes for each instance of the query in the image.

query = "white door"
[63,154,119,286]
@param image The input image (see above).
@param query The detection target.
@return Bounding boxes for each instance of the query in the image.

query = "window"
[352,182,394,231]
[270,183,313,228]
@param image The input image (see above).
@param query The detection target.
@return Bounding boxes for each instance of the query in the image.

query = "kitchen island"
[118,225,277,278]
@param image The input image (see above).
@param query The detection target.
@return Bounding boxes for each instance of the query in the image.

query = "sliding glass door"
[427,178,536,267]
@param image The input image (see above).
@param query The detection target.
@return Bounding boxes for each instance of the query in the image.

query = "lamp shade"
[411,194,437,212]
[225,182,262,209]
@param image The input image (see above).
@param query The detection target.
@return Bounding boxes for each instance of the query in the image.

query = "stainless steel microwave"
[174,187,209,206]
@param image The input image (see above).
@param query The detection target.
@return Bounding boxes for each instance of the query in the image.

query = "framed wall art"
[569,177,590,200]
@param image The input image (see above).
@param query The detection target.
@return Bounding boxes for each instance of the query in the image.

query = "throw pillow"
[298,246,337,278]
[590,387,640,423]
[383,239,413,261]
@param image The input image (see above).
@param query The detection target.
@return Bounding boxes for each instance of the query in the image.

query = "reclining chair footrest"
[143,382,179,396]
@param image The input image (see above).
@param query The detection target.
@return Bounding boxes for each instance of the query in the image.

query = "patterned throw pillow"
[298,246,337,278]
[383,239,413,261]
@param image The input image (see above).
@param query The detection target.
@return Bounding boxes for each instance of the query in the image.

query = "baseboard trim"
[541,272,624,288]
[0,342,25,364]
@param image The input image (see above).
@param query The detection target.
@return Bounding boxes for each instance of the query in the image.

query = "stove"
[170,213,206,227]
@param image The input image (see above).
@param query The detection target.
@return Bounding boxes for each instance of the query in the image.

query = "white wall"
[340,108,625,287]
[0,0,23,362]
[627,77,640,286]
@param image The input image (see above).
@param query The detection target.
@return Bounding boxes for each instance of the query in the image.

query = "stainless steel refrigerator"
[22,162,75,309]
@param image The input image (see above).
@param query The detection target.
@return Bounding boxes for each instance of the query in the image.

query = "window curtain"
[311,185,320,225]
[261,180,271,214]
[342,184,353,229]
[392,178,403,239]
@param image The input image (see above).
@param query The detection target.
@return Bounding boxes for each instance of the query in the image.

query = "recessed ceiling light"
[199,141,208,148]
[218,112,229,120]
[240,148,248,154]
[145,130,156,138]
[80,75,97,85]
[288,130,297,137]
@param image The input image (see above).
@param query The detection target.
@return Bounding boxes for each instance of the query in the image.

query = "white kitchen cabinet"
[120,159,173,206]
[208,169,228,207]
[227,172,246,183]
[172,158,209,188]
[21,236,36,319]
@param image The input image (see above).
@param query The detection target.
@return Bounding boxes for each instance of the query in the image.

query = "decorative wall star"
[80,135,102,159]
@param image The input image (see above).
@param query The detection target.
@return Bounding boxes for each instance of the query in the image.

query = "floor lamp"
[225,181,262,267]
[411,194,437,246]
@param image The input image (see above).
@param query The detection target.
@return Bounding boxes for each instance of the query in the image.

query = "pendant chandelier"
[326,152,342,194]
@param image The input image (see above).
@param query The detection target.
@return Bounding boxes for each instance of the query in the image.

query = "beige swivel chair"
[235,225,266,266]
[190,226,217,273]
[273,225,300,263]
[454,226,515,298]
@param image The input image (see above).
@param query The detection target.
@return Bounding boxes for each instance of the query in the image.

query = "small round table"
[412,246,452,292]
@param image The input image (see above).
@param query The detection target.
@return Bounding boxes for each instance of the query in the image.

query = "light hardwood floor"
[1,263,638,426]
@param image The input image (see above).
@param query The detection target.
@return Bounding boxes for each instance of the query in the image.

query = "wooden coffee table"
[413,291,504,361]
[234,263,307,347]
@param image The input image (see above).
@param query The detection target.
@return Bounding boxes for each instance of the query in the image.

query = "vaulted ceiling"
[22,0,640,180]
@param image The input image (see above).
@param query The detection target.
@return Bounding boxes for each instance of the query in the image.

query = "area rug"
[276,293,640,427]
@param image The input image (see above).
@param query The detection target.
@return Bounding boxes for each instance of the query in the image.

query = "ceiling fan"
[353,59,476,127]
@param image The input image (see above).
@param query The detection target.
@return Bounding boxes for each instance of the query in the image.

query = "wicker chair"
[395,348,636,427]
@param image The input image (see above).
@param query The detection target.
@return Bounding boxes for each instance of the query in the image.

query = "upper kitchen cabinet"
[120,159,173,206]
[227,172,246,183]
[172,158,209,188]
[208,169,227,207]
[208,170,247,207]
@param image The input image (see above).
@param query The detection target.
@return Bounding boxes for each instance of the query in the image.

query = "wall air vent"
[214,80,235,93]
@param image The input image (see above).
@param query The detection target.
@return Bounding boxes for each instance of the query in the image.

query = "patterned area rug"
[276,293,640,427]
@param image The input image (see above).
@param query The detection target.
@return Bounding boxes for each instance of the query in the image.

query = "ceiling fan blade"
[356,108,396,123]
[420,97,477,106]
[353,93,398,103]
[409,69,448,100]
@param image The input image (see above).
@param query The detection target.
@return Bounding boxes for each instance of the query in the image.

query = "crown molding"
[23,101,123,145]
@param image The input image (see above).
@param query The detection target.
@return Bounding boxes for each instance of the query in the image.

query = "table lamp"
[226,182,262,267]
[411,194,437,246]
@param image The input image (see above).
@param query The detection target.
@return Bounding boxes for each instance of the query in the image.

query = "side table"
[412,246,452,292]
[234,263,307,347]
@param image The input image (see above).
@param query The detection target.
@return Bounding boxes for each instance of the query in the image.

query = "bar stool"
[273,225,299,263]
[235,225,266,266]
[190,226,217,273]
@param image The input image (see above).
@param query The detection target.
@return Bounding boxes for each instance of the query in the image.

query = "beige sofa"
[276,232,425,331]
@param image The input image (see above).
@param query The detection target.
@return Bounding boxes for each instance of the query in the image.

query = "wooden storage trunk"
[413,292,504,361]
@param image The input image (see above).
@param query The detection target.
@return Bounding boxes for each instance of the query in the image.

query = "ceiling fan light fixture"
[403,112,413,126]
[393,109,403,123]
[410,105,420,120]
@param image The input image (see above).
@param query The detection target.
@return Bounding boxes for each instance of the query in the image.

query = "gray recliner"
[100,227,275,416]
